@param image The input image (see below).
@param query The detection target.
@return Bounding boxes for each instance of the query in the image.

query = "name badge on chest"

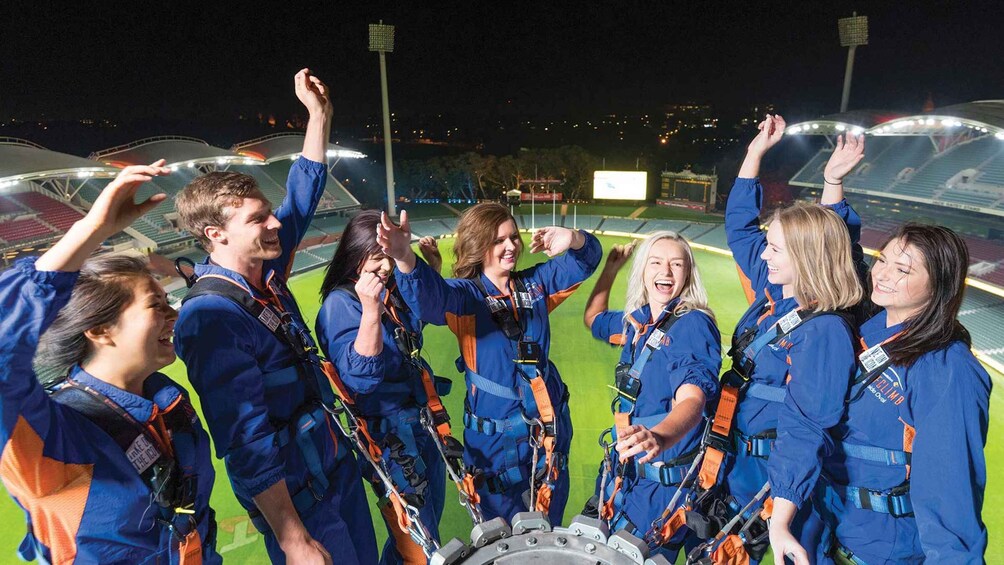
[485,295,507,313]
[777,309,802,334]
[645,328,666,349]
[859,343,890,373]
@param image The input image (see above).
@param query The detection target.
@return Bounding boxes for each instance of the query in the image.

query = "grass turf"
[2,234,1000,564]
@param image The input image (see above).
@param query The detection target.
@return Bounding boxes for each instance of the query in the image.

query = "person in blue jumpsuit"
[316,210,447,564]
[583,231,721,561]
[0,162,220,564]
[768,134,991,565]
[377,203,602,524]
[720,115,863,563]
[174,69,377,565]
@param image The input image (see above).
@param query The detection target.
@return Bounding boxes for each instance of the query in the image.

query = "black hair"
[319,210,384,300]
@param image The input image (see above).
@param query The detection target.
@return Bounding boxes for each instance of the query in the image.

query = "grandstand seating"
[234,163,288,208]
[312,215,351,235]
[0,218,53,244]
[892,137,1000,199]
[691,224,730,249]
[979,151,1004,186]
[848,137,933,192]
[9,192,84,231]
[0,196,27,217]
[790,149,833,186]
[599,218,646,233]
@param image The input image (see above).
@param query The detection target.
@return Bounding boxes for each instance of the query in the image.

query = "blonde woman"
[582,231,721,561]
[691,114,863,563]
[377,203,601,524]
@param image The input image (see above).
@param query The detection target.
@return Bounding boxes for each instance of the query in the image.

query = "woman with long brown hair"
[377,203,601,525]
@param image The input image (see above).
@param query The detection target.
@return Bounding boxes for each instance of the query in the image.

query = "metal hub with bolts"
[431,512,672,565]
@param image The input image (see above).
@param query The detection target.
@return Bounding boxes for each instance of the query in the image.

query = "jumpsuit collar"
[860,309,907,348]
[68,365,158,423]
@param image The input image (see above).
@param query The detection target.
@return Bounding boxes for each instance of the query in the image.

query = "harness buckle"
[700,417,734,455]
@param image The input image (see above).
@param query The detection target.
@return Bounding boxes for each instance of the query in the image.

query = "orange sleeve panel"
[0,415,92,564]
[902,421,916,480]
[736,263,757,306]
[446,312,478,374]
[608,334,627,346]
[546,282,582,313]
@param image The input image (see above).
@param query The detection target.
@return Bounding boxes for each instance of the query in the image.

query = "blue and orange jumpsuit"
[0,258,220,564]
[174,157,377,564]
[590,301,721,560]
[316,283,446,564]
[394,231,601,523]
[724,177,857,560]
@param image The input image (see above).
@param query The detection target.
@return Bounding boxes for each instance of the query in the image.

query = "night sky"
[2,1,1002,122]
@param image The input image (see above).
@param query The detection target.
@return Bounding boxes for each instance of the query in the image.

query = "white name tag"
[126,435,160,474]
[517,291,533,307]
[859,343,890,373]
[777,309,802,334]
[258,307,281,332]
[486,296,506,313]
[646,328,666,349]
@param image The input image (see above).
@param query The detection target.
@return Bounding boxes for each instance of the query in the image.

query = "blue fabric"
[394,232,601,523]
[811,310,991,564]
[316,285,446,564]
[746,382,787,403]
[0,258,221,564]
[175,157,377,563]
[590,302,721,554]
[725,177,857,559]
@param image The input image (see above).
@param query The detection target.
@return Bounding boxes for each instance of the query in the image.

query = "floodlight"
[838,15,868,47]
[369,24,395,53]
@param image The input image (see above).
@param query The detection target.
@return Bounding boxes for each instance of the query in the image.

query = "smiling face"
[218,195,283,262]
[761,219,795,291]
[358,251,393,283]
[871,236,933,324]
[482,219,521,277]
[100,276,178,375]
[643,238,690,313]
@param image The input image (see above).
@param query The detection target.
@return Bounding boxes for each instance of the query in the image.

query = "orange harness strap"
[528,374,560,514]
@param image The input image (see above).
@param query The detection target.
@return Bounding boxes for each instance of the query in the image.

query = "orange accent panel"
[179,528,203,565]
[379,499,426,564]
[710,534,750,565]
[736,264,757,306]
[608,334,627,346]
[659,506,688,543]
[902,420,916,480]
[546,282,582,313]
[446,313,478,374]
[0,416,93,564]
[759,496,774,520]
[698,447,724,491]
[613,412,631,437]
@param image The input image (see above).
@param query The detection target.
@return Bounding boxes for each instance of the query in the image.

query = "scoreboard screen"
[593,171,647,200]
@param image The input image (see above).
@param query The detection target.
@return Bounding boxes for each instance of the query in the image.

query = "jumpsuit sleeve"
[768,316,856,507]
[0,259,86,470]
[394,256,472,326]
[275,156,328,272]
[590,310,626,345]
[316,291,385,395]
[664,312,722,403]
[909,345,990,561]
[526,230,602,312]
[725,177,770,292]
[174,297,285,501]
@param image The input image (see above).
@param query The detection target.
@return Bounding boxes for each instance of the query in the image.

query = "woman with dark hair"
[768,136,991,564]
[315,210,446,564]
[376,203,602,525]
[0,162,221,564]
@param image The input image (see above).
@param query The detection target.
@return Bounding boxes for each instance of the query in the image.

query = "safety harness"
[644,299,849,563]
[177,259,442,556]
[591,308,701,536]
[461,275,565,515]
[44,378,206,564]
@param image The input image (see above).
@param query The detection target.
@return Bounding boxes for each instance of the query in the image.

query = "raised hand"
[824,134,865,183]
[294,68,332,117]
[84,160,171,239]
[529,226,582,257]
[376,211,415,262]
[417,236,443,274]
[604,242,635,273]
[355,271,386,315]
[746,114,787,156]
[615,425,664,464]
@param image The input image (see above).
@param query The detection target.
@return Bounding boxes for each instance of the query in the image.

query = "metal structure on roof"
[232,133,366,164]
[786,100,1004,140]
[90,136,258,169]
[785,110,901,136]
[0,138,120,187]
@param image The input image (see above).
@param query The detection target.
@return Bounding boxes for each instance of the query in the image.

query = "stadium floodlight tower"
[838,12,868,113]
[369,21,397,216]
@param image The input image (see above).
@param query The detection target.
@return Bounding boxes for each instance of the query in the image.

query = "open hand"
[376,211,414,262]
[83,160,171,238]
[615,424,664,464]
[294,68,332,117]
[417,236,443,273]
[747,114,786,156]
[530,226,580,257]
[824,133,865,183]
[604,242,635,273]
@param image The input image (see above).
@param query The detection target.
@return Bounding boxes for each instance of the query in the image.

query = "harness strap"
[827,482,913,517]
[745,382,786,403]
[835,442,911,466]
[735,429,776,459]
[465,368,520,400]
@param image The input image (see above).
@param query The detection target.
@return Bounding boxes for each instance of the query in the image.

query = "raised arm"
[296,68,333,164]
[584,242,633,329]
[526,228,602,312]
[820,134,864,205]
[316,279,387,396]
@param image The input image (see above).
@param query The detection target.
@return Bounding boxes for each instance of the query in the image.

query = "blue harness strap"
[745,382,787,403]
[465,368,520,401]
[835,442,911,466]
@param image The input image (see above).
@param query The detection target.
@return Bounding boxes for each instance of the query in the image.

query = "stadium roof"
[0,138,120,187]
[232,133,366,163]
[90,136,259,168]
[786,100,1004,139]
